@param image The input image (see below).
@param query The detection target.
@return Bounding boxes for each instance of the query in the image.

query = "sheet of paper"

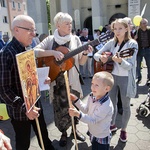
[37,67,50,91]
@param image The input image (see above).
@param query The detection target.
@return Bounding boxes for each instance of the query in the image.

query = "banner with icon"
[16,49,40,112]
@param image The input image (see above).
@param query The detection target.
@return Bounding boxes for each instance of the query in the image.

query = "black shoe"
[72,130,86,141]
[59,133,67,147]
[49,145,55,150]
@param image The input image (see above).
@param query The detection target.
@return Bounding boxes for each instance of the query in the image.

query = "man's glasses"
[17,26,37,33]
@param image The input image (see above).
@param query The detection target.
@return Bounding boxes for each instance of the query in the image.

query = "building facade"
[49,0,150,35]
[26,0,48,35]
[0,0,9,37]
[0,0,27,38]
[1,0,150,38]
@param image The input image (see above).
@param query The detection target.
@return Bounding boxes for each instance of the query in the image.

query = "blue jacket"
[0,39,4,50]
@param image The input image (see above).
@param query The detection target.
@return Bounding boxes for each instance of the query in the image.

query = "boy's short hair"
[93,71,114,90]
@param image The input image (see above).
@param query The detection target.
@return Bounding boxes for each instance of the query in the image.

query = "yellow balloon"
[133,15,142,26]
[0,104,9,120]
[99,26,103,31]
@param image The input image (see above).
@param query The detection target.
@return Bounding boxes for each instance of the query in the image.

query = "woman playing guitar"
[34,12,93,147]
[94,18,138,143]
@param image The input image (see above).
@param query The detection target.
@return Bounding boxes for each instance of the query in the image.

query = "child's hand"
[44,77,51,85]
[69,107,80,118]
[70,93,78,102]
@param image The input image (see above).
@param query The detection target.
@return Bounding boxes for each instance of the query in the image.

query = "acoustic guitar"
[94,47,136,73]
[37,32,111,82]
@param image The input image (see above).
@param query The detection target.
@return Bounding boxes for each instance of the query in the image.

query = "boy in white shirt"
[69,71,114,150]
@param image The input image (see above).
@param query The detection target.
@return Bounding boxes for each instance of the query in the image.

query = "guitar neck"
[57,32,111,64]
[63,39,100,61]
[105,47,136,64]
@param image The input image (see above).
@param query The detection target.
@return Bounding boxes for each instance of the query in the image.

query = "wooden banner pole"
[35,116,45,150]
[64,71,78,150]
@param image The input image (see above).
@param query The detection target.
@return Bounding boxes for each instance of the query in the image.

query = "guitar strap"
[52,38,70,50]
[74,64,84,85]
[115,40,128,52]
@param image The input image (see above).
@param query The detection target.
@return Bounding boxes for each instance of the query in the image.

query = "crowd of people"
[0,11,150,150]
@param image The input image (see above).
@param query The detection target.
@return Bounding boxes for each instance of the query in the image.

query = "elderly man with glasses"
[0,15,55,150]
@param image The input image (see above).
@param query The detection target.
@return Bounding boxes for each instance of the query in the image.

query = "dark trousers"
[136,48,150,80]
[11,109,54,150]
[92,138,109,150]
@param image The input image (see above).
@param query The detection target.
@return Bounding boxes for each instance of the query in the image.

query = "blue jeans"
[92,138,109,150]
[136,48,150,80]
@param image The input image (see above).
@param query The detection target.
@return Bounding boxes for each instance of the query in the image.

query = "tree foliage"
[46,0,51,31]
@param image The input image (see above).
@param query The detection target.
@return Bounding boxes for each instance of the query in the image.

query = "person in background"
[101,26,107,35]
[134,18,150,84]
[80,28,94,79]
[0,15,55,150]
[69,71,114,150]
[39,33,48,42]
[94,18,138,142]
[31,33,40,48]
[93,29,101,40]
[2,35,10,46]
[0,35,5,50]
[0,129,12,150]
[34,12,93,147]
[105,24,114,38]
[71,29,76,35]
[123,17,135,38]
[76,29,81,36]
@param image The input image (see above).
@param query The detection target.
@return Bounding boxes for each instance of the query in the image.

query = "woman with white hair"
[34,12,93,147]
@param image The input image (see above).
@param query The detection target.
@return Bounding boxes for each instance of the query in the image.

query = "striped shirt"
[87,131,111,144]
[0,37,28,121]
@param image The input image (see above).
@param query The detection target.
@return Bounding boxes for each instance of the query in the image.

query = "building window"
[12,1,15,9]
[1,0,6,7]
[18,3,21,10]
[3,16,8,23]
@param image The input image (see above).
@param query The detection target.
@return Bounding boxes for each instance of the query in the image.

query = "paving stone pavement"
[0,66,150,150]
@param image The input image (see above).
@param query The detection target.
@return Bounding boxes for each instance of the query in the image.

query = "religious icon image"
[16,49,40,112]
